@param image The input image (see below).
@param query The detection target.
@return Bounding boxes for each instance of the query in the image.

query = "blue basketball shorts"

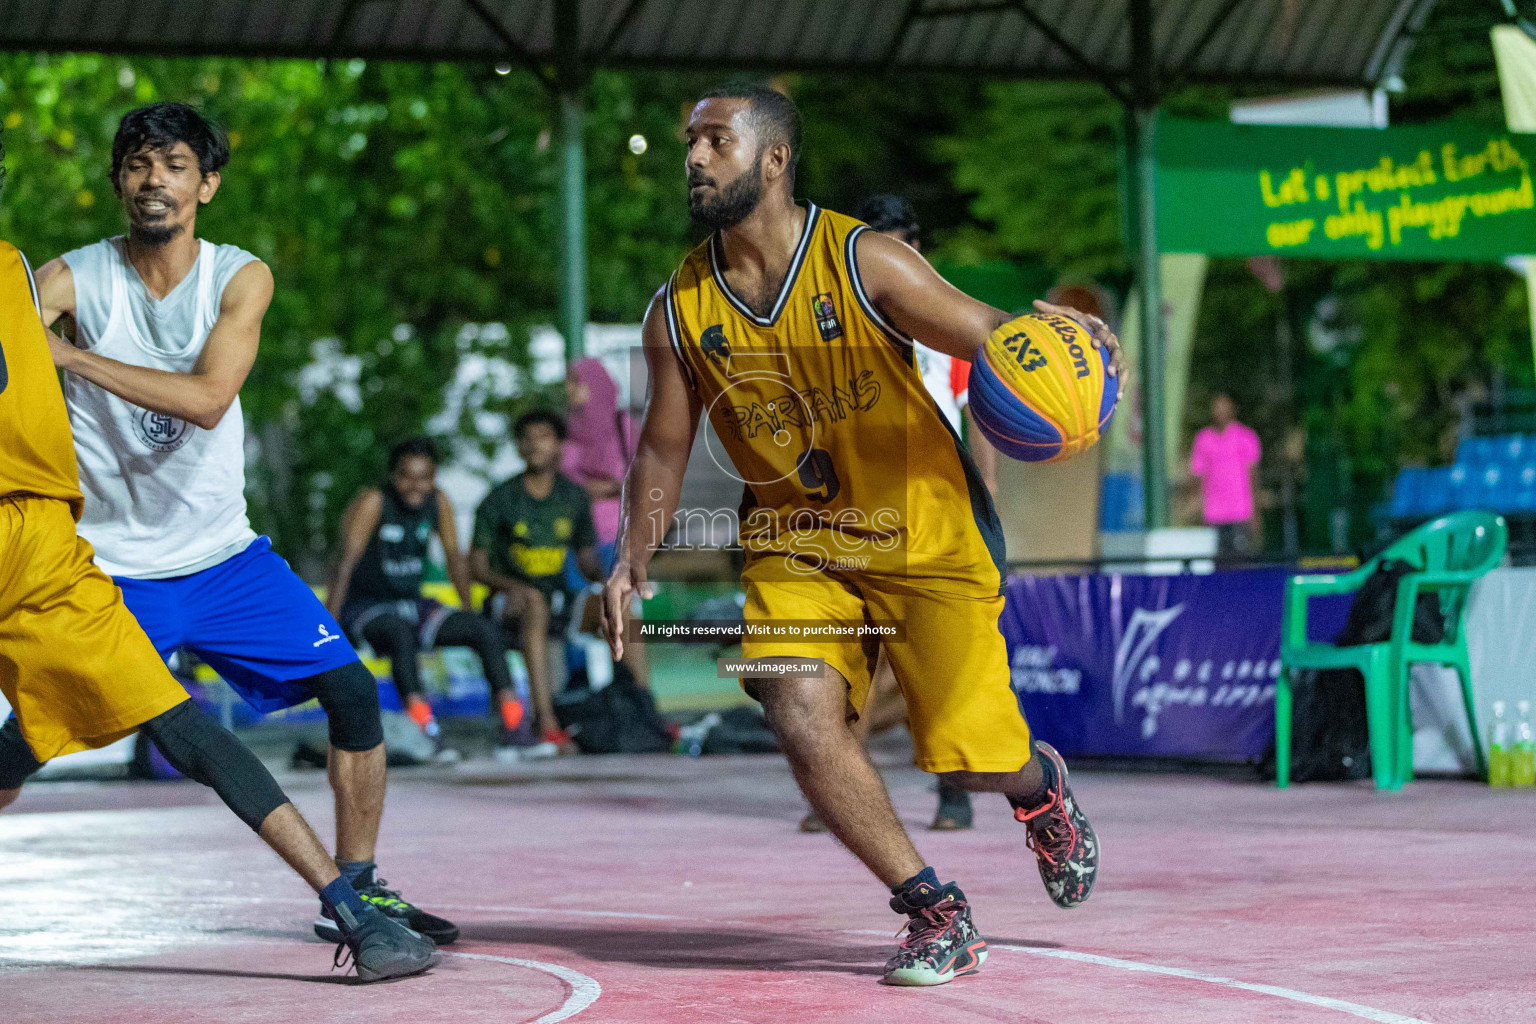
[114,537,361,713]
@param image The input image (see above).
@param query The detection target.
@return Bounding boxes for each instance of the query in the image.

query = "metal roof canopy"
[0,0,1440,529]
[4,1,1430,92]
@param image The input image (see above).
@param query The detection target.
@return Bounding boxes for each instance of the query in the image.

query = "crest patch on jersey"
[812,293,842,342]
[700,324,731,365]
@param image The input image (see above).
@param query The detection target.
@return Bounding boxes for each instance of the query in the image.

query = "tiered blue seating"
[1391,433,1536,518]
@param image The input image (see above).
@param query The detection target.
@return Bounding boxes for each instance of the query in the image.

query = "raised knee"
[754,683,829,739]
[311,662,384,752]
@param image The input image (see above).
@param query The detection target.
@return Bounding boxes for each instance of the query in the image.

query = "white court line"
[845,930,1434,1024]
[448,951,601,1024]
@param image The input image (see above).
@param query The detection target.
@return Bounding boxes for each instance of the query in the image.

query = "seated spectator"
[472,411,600,756]
[326,437,525,761]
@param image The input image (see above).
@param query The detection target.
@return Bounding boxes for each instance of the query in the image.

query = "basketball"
[967,311,1117,464]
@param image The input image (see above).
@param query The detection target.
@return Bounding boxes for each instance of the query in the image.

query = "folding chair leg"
[1394,655,1414,789]
[1362,650,1399,791]
[1275,671,1293,789]
[1453,651,1487,780]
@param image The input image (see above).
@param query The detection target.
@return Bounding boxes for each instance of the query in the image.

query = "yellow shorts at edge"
[740,567,1033,774]
[0,495,186,762]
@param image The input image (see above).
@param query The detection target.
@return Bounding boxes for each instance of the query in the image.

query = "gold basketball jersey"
[0,241,83,517]
[665,204,1004,596]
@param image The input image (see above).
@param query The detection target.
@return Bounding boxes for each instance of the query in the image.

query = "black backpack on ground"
[554,665,675,754]
[700,706,780,755]
[1259,558,1444,783]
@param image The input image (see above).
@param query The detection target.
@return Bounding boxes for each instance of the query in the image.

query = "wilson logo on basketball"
[1036,314,1092,378]
[1066,340,1090,378]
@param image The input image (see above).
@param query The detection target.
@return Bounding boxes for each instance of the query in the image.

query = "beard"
[127,191,183,247]
[688,152,764,231]
[130,220,183,247]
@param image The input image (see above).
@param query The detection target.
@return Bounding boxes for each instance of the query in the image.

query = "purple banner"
[1000,569,1349,762]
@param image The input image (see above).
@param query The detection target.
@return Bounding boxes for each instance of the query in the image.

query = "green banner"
[1157,118,1536,261]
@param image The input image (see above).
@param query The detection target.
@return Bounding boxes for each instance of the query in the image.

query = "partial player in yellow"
[602,85,1120,988]
[0,145,434,981]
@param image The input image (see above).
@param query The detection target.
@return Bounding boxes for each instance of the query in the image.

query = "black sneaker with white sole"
[881,881,988,986]
[314,870,459,945]
[331,902,440,982]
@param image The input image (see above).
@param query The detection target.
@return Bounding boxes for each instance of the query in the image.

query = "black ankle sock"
[336,859,376,889]
[1008,751,1058,812]
[891,866,941,902]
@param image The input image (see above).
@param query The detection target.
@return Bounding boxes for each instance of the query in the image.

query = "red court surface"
[3,751,1533,1024]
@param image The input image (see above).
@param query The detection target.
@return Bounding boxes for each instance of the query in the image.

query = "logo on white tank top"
[132,407,194,452]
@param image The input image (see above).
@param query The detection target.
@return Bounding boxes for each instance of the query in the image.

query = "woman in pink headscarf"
[563,358,650,686]
[563,358,631,556]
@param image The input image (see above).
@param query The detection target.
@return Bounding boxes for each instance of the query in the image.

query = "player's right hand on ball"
[602,560,649,660]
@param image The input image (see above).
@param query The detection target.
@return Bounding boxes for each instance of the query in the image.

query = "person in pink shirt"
[563,358,649,686]
[1190,394,1262,555]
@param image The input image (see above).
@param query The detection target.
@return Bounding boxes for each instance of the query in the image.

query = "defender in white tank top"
[32,105,459,952]
[60,236,258,578]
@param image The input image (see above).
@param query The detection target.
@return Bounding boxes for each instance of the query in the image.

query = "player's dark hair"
[852,194,920,243]
[701,83,802,187]
[110,102,230,184]
[514,409,567,442]
[388,436,440,470]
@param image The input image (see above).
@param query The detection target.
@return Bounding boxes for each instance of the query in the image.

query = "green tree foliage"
[0,4,1525,566]
[936,4,1529,550]
[0,54,696,566]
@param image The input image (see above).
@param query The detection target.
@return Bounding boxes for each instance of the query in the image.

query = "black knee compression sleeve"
[140,701,288,831]
[307,661,383,752]
[0,715,44,791]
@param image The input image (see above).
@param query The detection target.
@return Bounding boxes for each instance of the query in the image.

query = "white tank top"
[62,236,259,579]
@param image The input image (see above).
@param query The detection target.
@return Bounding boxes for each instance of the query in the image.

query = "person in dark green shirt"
[472,410,600,751]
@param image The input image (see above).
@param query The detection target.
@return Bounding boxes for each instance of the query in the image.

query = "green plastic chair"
[1276,511,1506,791]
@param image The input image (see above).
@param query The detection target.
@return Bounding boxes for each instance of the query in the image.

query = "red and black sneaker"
[881,882,988,987]
[1014,742,1099,909]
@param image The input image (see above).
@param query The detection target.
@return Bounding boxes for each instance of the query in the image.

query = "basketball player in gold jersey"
[603,85,1120,987]
[0,144,435,980]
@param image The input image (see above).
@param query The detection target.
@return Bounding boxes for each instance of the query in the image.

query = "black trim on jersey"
[663,273,698,392]
[934,404,1008,593]
[17,251,42,321]
[708,202,820,327]
[845,225,915,349]
[1,251,43,396]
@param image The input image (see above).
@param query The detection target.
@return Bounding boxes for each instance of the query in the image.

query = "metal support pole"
[1129,0,1167,529]
[558,87,587,360]
[555,2,587,360]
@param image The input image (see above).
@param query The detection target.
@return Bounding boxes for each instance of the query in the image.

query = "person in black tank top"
[327,438,524,758]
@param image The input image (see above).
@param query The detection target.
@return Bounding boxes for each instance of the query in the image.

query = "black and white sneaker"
[881,881,988,987]
[1014,742,1099,908]
[314,869,459,945]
